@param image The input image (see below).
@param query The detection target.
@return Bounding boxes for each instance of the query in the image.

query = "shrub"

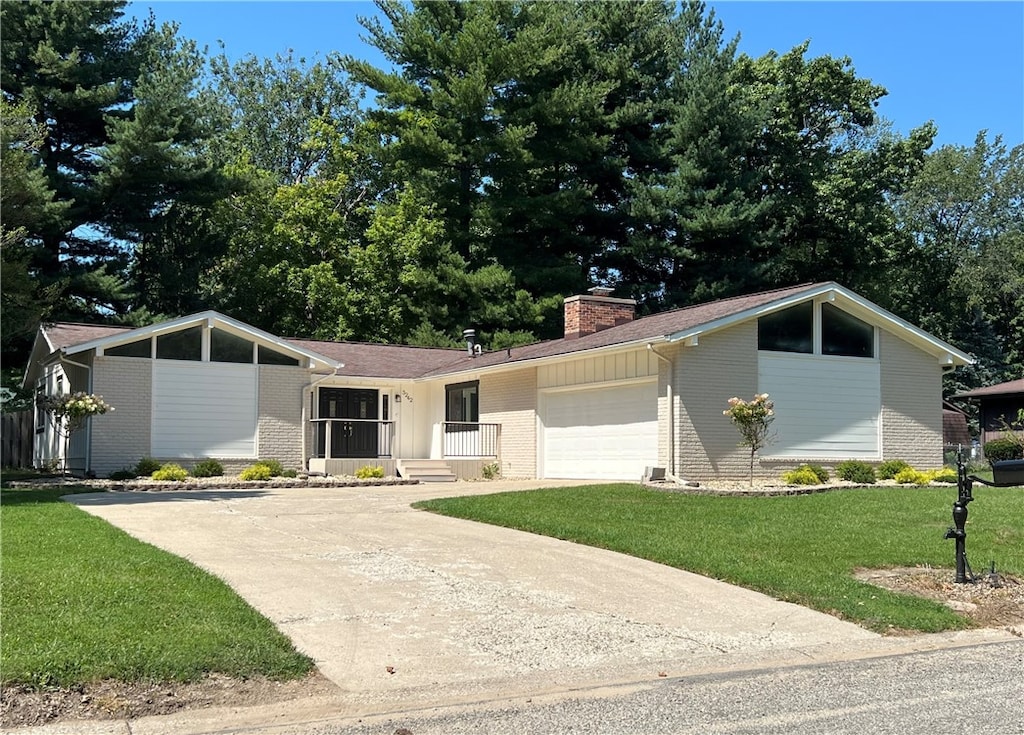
[281,469,298,478]
[804,463,829,483]
[893,467,931,486]
[836,460,876,484]
[135,457,162,476]
[355,465,385,479]
[984,437,1024,464]
[108,468,137,481]
[151,463,189,482]
[254,458,284,477]
[191,459,224,478]
[723,393,775,485]
[930,468,958,484]
[783,467,822,485]
[482,462,500,480]
[239,464,272,481]
[877,459,911,480]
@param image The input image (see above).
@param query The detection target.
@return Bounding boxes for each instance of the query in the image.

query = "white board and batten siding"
[537,350,660,481]
[758,352,880,460]
[152,361,258,458]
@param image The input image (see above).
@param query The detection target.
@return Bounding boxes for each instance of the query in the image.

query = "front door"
[319,388,379,457]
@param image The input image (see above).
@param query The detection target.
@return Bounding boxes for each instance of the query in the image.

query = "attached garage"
[540,380,658,480]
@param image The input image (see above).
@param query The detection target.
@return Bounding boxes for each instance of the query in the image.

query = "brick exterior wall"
[91,357,152,477]
[880,330,944,468]
[673,322,760,480]
[480,367,537,478]
[563,294,636,338]
[257,366,308,472]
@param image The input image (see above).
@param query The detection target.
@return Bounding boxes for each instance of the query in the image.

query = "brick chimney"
[563,287,636,339]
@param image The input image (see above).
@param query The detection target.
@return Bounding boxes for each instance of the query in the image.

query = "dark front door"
[319,388,379,458]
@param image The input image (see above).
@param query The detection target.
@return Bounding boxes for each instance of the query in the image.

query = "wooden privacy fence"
[1,411,33,468]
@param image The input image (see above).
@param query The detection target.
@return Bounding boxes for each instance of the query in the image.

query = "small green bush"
[835,460,876,484]
[108,468,137,481]
[930,468,958,483]
[254,458,284,477]
[877,459,911,480]
[783,467,822,485]
[151,463,189,482]
[893,467,931,486]
[240,464,272,481]
[482,462,500,480]
[135,457,162,476]
[804,463,829,483]
[984,437,1024,464]
[281,468,298,478]
[191,459,224,478]
[355,465,385,479]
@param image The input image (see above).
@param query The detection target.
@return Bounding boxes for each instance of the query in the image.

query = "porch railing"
[312,418,394,459]
[443,422,500,458]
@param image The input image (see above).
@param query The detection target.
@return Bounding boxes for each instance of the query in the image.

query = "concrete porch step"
[396,459,457,483]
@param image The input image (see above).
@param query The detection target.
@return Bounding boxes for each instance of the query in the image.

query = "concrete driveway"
[68,480,880,710]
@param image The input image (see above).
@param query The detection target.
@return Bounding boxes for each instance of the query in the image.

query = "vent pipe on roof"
[463,329,481,357]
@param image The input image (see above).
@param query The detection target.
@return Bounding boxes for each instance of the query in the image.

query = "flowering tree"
[724,393,775,485]
[42,392,114,472]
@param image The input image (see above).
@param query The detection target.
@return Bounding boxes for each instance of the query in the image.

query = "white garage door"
[541,381,658,480]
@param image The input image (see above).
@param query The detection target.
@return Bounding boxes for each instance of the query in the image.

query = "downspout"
[647,344,675,478]
[302,370,339,471]
[59,354,93,476]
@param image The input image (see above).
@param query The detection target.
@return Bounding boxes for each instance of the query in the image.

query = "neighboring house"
[941,399,971,449]
[951,378,1024,448]
[24,282,973,481]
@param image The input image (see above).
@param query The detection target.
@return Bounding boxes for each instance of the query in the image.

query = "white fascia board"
[414,335,670,383]
[62,310,343,369]
[667,282,974,366]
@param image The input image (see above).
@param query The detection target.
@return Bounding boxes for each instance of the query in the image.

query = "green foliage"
[355,465,385,479]
[877,459,911,480]
[281,469,298,478]
[1,484,313,686]
[416,485,1024,632]
[893,467,931,486]
[254,458,284,477]
[239,464,272,481]
[931,468,958,484]
[134,457,162,476]
[482,463,501,480]
[803,464,829,483]
[782,467,824,486]
[984,437,1024,464]
[107,469,138,481]
[191,459,225,478]
[836,460,876,485]
[151,463,189,482]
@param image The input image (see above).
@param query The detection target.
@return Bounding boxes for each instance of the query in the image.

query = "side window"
[821,303,874,358]
[156,326,202,361]
[211,329,254,363]
[445,381,479,425]
[107,338,151,358]
[257,345,301,366]
[758,302,813,353]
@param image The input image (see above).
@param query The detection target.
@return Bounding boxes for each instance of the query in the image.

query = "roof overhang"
[61,311,343,370]
[666,282,974,367]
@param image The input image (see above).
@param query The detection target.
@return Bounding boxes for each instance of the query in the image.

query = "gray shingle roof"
[42,323,134,352]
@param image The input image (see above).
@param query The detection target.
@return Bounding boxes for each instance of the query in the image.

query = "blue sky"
[130,1,1024,150]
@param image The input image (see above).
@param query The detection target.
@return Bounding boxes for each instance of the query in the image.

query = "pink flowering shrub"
[724,393,775,485]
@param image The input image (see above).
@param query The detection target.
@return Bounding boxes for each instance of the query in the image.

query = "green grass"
[1,481,314,688]
[415,484,1024,633]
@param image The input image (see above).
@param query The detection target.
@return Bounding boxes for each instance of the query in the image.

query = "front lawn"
[0,482,314,688]
[415,484,1024,633]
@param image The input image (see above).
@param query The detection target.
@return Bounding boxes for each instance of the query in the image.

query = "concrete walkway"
[63,480,885,714]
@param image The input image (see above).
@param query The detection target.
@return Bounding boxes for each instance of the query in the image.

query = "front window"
[821,303,874,358]
[758,302,813,354]
[446,381,479,424]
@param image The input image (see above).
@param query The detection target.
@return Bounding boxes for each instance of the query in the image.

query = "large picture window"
[446,381,479,424]
[821,303,874,358]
